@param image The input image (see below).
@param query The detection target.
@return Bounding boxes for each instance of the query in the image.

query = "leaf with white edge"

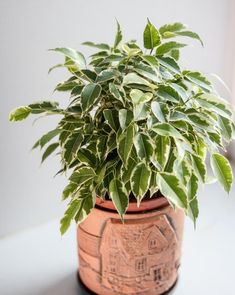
[96,69,118,83]
[29,101,60,114]
[191,154,207,183]
[210,153,233,193]
[133,103,149,121]
[104,109,120,132]
[121,156,137,183]
[177,31,203,46]
[130,89,153,105]
[153,135,171,169]
[187,172,199,224]
[156,85,183,103]
[80,83,102,112]
[82,41,110,51]
[51,47,86,68]
[131,162,151,205]
[119,109,133,130]
[109,83,124,104]
[196,94,233,120]
[117,124,135,167]
[9,106,31,121]
[134,63,160,83]
[123,73,152,87]
[169,83,188,102]
[151,101,169,122]
[109,178,128,219]
[41,142,59,163]
[158,56,181,74]
[184,71,212,92]
[218,115,233,141]
[156,173,188,208]
[60,199,82,234]
[156,41,187,56]
[75,195,94,223]
[143,19,161,49]
[152,123,184,140]
[114,20,123,49]
[134,133,154,162]
[32,129,61,149]
[63,132,84,164]
[159,23,187,35]
[62,182,78,200]
[69,167,96,187]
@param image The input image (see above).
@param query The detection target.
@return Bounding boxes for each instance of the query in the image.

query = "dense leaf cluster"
[10,20,234,234]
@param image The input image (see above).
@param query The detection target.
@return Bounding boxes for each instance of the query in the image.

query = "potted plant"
[9,20,234,294]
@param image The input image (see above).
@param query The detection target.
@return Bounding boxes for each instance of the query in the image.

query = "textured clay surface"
[77,203,184,295]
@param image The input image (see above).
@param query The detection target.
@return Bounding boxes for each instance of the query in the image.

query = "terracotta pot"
[77,196,185,295]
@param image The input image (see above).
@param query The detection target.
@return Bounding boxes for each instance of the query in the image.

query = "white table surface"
[1,182,235,295]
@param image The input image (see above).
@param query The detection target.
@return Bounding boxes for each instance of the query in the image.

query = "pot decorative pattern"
[77,204,184,295]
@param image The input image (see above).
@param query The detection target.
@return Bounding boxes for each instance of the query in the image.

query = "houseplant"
[9,20,234,294]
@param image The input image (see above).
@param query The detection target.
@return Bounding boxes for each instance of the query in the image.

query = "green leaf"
[143,19,161,49]
[196,94,233,120]
[118,109,133,130]
[134,133,154,162]
[29,101,60,114]
[187,172,199,224]
[109,178,128,219]
[123,73,152,87]
[80,83,102,112]
[158,56,181,74]
[130,162,151,205]
[133,63,160,83]
[177,31,203,46]
[152,122,184,140]
[74,195,94,224]
[151,101,169,122]
[130,89,153,105]
[191,154,206,183]
[62,182,78,200]
[114,20,122,49]
[156,173,188,208]
[103,109,120,132]
[63,132,84,164]
[69,167,96,186]
[117,124,135,167]
[32,129,61,149]
[9,106,31,121]
[60,199,82,234]
[109,83,124,104]
[218,115,233,141]
[210,153,233,193]
[184,71,212,92]
[77,148,97,166]
[41,142,59,163]
[156,41,186,56]
[153,135,171,169]
[51,47,86,68]
[82,41,110,51]
[96,69,118,83]
[156,85,183,103]
[159,23,187,35]
[133,103,149,121]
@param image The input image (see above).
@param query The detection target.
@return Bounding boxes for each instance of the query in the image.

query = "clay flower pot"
[77,196,185,295]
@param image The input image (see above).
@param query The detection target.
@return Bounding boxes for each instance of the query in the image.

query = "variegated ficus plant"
[10,20,234,234]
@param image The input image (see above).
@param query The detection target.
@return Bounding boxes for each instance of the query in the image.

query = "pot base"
[77,202,184,295]
[77,271,179,295]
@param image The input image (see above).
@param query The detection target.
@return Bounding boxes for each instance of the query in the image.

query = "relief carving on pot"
[78,213,179,294]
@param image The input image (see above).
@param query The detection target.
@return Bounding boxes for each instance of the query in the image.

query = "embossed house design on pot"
[100,214,178,293]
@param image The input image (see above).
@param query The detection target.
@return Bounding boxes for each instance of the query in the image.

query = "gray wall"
[1,0,234,236]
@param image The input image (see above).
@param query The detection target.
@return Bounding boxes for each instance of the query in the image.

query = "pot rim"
[95,196,169,213]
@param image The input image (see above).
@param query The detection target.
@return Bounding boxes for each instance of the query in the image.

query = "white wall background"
[1,0,234,237]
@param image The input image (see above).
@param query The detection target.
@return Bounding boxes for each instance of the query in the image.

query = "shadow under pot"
[77,196,185,295]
